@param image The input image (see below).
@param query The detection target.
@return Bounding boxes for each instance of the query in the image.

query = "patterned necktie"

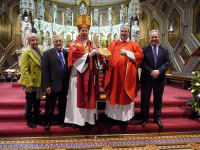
[58,51,65,74]
[153,46,157,66]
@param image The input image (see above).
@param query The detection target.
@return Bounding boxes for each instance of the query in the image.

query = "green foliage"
[188,71,200,114]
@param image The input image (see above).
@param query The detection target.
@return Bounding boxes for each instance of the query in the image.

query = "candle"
[62,12,64,25]
[91,13,93,27]
[53,12,56,24]
[100,13,102,26]
[72,13,74,26]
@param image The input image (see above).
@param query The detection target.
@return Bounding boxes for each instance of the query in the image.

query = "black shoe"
[71,124,77,129]
[154,120,163,129]
[84,123,92,129]
[27,122,37,128]
[60,123,66,128]
[141,121,148,128]
[106,117,114,127]
[44,122,50,129]
[34,119,43,125]
[120,121,128,128]
[106,121,113,128]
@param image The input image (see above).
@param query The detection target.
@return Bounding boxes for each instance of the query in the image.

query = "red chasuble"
[103,40,144,105]
[68,38,99,109]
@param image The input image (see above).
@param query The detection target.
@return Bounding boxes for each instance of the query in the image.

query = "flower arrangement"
[188,71,200,114]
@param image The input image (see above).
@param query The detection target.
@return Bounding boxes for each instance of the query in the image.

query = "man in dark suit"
[42,35,69,129]
[140,29,170,128]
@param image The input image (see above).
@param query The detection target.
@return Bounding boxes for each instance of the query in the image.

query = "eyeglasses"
[121,30,129,33]
[54,40,63,43]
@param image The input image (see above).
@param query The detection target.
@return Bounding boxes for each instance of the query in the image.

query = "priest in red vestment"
[64,14,100,127]
[103,24,144,127]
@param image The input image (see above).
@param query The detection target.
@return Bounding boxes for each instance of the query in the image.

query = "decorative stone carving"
[128,0,141,23]
[33,0,142,48]
[37,0,45,20]
[65,8,72,25]
[94,9,99,26]
[20,0,35,16]
[79,2,87,15]
[120,4,125,24]
[108,7,112,26]
[51,4,57,23]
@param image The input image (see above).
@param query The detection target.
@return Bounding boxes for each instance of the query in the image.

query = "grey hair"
[53,35,63,41]
[149,29,160,38]
[28,33,39,41]
[120,23,130,32]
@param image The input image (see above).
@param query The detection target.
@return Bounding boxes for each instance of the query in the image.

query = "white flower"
[198,94,200,98]
[195,83,200,86]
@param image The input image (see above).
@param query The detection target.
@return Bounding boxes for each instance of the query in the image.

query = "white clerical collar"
[82,39,87,43]
[120,38,130,42]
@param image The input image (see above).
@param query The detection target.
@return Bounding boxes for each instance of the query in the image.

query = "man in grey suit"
[42,35,69,129]
[140,29,170,129]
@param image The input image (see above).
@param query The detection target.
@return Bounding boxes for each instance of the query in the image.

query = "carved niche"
[150,0,159,7]
[179,45,191,65]
[192,0,200,43]
[0,12,12,48]
[168,8,180,48]
[148,19,160,44]
[148,19,160,33]
[161,1,169,14]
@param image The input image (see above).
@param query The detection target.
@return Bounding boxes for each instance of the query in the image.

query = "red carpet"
[0,82,200,137]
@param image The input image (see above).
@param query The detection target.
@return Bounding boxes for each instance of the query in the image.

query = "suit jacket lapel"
[148,45,155,66]
[157,46,162,65]
[52,48,61,63]
[27,48,41,66]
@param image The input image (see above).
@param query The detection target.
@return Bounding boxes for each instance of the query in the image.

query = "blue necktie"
[153,46,157,67]
[58,51,65,74]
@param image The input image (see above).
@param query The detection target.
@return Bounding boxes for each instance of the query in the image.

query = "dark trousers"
[45,81,67,124]
[25,91,41,121]
[140,82,164,121]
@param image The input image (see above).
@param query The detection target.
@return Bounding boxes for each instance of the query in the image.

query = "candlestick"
[91,13,93,27]
[62,12,64,25]
[72,13,73,26]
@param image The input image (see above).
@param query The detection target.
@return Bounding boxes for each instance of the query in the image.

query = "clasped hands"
[89,48,99,57]
[119,48,127,56]
[151,70,160,79]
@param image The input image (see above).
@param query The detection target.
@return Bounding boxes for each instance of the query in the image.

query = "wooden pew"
[165,74,192,89]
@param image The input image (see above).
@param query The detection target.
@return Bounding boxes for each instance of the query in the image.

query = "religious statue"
[42,40,49,51]
[65,8,72,25]
[120,4,125,24]
[132,21,140,43]
[114,34,119,40]
[107,34,112,46]
[108,7,112,26]
[94,9,99,26]
[51,4,57,23]
[79,2,87,15]
[38,0,45,20]
[21,16,32,47]
[92,33,99,48]
[100,35,106,48]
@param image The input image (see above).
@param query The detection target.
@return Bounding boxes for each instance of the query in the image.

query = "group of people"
[19,14,170,130]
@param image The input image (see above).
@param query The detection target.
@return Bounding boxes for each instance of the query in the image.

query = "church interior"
[0,0,200,149]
